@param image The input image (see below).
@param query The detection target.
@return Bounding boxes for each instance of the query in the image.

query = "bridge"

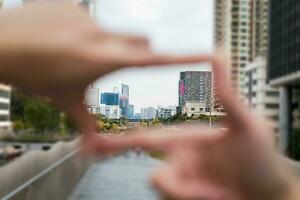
[0,140,162,200]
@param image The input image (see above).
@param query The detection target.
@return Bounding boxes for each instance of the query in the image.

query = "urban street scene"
[0,0,300,200]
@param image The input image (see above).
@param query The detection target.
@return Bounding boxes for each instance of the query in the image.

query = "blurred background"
[0,0,300,199]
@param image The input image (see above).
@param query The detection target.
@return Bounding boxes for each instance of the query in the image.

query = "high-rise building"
[120,84,130,118]
[127,104,134,119]
[268,0,300,156]
[141,107,156,120]
[0,0,11,130]
[100,93,119,106]
[178,71,212,112]
[214,0,269,95]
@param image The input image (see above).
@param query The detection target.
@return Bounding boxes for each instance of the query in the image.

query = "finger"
[152,166,225,200]
[120,127,218,153]
[86,38,212,68]
[211,54,255,130]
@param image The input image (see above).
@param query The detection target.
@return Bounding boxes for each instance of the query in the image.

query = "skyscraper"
[128,104,134,119]
[120,84,129,118]
[214,0,269,95]
[178,71,212,109]
[268,0,300,157]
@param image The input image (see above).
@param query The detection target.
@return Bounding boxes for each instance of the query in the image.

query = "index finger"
[211,54,255,130]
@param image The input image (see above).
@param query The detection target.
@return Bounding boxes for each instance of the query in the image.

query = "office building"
[98,104,121,119]
[157,106,177,119]
[100,92,119,106]
[244,57,279,132]
[178,71,212,113]
[127,104,134,119]
[141,107,156,120]
[214,0,269,95]
[268,0,300,156]
[0,0,11,130]
[120,84,130,118]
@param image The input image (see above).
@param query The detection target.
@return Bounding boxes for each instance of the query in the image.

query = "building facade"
[100,92,119,106]
[98,104,121,119]
[0,0,11,130]
[120,84,129,118]
[157,106,176,119]
[178,71,212,113]
[214,0,269,95]
[244,57,279,132]
[268,0,300,157]
[141,107,156,120]
[127,104,134,119]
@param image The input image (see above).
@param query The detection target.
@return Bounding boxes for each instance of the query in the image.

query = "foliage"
[11,88,76,134]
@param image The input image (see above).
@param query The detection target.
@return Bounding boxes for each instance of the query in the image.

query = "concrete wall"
[0,140,95,200]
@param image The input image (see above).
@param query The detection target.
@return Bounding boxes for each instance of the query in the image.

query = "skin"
[120,56,300,200]
[0,2,299,199]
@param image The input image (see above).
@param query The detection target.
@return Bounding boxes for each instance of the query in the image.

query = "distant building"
[127,104,134,119]
[85,87,99,114]
[134,113,141,120]
[244,57,279,132]
[182,102,207,117]
[178,71,212,113]
[157,106,176,119]
[120,84,130,118]
[98,104,121,119]
[141,107,156,120]
[100,92,119,106]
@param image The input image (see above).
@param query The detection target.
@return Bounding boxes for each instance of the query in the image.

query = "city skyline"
[95,0,213,111]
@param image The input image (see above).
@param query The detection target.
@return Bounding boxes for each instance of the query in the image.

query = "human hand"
[122,55,300,200]
[0,2,210,138]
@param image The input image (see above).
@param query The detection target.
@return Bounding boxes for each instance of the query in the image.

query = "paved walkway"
[69,152,161,200]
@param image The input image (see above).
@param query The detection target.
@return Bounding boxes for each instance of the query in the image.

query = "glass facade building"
[268,0,300,158]
[269,0,300,82]
[100,93,119,106]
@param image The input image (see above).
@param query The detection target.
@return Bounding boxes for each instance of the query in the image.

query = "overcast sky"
[96,0,213,112]
[4,0,213,112]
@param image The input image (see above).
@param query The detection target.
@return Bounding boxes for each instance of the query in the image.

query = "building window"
[0,91,10,98]
[265,103,279,109]
[0,115,8,121]
[0,103,9,110]
[266,91,279,97]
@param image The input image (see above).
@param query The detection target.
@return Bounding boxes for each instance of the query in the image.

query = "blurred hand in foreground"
[0,2,210,141]
[121,56,300,200]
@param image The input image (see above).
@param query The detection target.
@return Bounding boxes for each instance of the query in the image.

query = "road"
[70,152,161,200]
